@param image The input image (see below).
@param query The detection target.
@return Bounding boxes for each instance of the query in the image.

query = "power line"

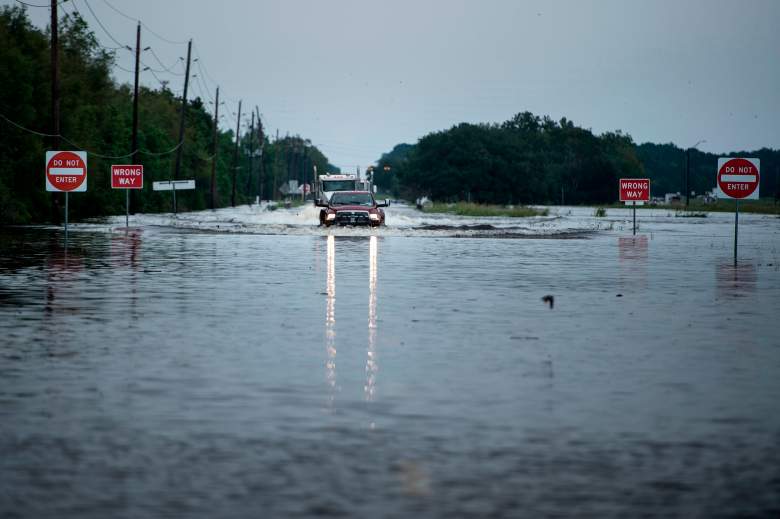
[14,0,64,7]
[60,1,106,47]
[194,58,215,91]
[113,62,134,74]
[78,0,128,49]
[138,139,184,157]
[102,0,188,49]
[59,136,135,159]
[193,44,219,87]
[145,67,167,86]
[0,112,54,137]
[195,73,213,103]
[148,48,184,75]
[141,59,182,76]
[66,0,124,51]
[1,111,184,158]
[190,75,206,101]
[141,21,187,45]
[100,0,137,22]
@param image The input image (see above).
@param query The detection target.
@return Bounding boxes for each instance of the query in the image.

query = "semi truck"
[315,173,372,203]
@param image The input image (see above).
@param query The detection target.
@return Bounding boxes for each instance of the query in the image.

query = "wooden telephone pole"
[173,39,192,182]
[245,111,254,193]
[50,0,61,225]
[231,100,242,207]
[129,22,141,219]
[256,107,265,201]
[210,86,219,209]
[273,129,279,200]
[50,0,59,150]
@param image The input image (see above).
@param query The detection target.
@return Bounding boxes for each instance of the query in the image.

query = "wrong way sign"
[717,158,759,200]
[111,165,143,189]
[46,151,87,192]
[619,178,650,203]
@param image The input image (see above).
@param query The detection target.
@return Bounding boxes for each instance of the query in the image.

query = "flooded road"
[1,204,779,517]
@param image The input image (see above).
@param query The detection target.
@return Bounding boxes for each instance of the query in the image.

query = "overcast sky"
[10,0,780,170]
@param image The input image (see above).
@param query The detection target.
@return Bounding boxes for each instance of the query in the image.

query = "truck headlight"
[369,213,380,220]
[326,213,336,220]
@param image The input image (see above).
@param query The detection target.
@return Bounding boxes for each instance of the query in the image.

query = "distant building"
[664,192,682,204]
[701,188,719,204]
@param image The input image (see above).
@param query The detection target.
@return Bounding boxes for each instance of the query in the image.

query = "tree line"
[375,114,780,205]
[0,6,336,224]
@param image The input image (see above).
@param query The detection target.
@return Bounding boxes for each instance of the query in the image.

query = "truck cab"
[316,174,360,203]
[315,191,389,227]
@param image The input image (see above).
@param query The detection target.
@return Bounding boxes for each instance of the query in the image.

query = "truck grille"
[335,211,370,225]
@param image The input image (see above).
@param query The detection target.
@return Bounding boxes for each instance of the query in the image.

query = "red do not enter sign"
[46,151,87,192]
[717,158,760,200]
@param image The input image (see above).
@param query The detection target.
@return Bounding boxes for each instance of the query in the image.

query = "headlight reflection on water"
[323,235,380,407]
[365,235,378,401]
[325,235,337,405]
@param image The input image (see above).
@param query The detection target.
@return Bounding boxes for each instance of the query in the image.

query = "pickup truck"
[315,191,389,227]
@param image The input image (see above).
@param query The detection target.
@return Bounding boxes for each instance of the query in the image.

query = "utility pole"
[246,111,254,193]
[50,0,59,150]
[292,140,299,186]
[285,133,291,187]
[685,139,706,207]
[302,144,308,199]
[231,99,242,207]
[173,39,192,182]
[685,147,690,207]
[256,107,264,201]
[50,0,63,230]
[301,143,307,186]
[129,21,141,222]
[210,86,219,210]
[273,129,279,200]
[680,149,685,203]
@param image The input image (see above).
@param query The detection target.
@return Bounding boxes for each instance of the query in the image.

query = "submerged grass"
[674,210,708,218]
[422,202,548,217]
[606,199,780,215]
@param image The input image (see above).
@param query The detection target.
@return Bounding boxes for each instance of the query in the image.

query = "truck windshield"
[330,192,374,206]
[322,180,356,191]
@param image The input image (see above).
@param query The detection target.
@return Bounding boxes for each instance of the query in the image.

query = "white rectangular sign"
[153,180,195,191]
[49,167,85,176]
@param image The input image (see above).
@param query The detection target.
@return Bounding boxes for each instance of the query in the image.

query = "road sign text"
[619,178,650,203]
[111,165,144,189]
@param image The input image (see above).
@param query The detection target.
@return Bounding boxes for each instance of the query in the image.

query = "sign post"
[717,158,760,265]
[46,151,88,246]
[619,178,650,235]
[111,165,144,227]
[152,180,196,214]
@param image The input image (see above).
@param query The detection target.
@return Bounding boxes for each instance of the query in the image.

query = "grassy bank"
[421,202,549,217]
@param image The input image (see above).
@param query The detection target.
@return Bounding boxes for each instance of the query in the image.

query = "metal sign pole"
[633,203,636,235]
[125,189,129,227]
[64,192,69,248]
[734,200,739,265]
[173,185,177,215]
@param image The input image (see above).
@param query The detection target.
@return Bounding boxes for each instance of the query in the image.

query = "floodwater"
[1,203,779,518]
